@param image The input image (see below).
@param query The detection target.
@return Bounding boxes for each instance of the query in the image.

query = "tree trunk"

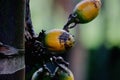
[0,0,25,80]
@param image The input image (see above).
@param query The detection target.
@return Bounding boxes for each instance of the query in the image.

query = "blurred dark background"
[30,0,120,80]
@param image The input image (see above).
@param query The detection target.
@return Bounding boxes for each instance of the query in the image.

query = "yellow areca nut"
[56,65,74,80]
[45,29,75,52]
[73,0,101,23]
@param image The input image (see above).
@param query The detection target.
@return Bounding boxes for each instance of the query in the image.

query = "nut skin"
[55,65,74,80]
[73,0,101,23]
[45,29,75,52]
[32,67,51,80]
[32,65,74,80]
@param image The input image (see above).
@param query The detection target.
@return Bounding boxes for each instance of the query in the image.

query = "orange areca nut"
[73,0,101,23]
[44,29,75,52]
